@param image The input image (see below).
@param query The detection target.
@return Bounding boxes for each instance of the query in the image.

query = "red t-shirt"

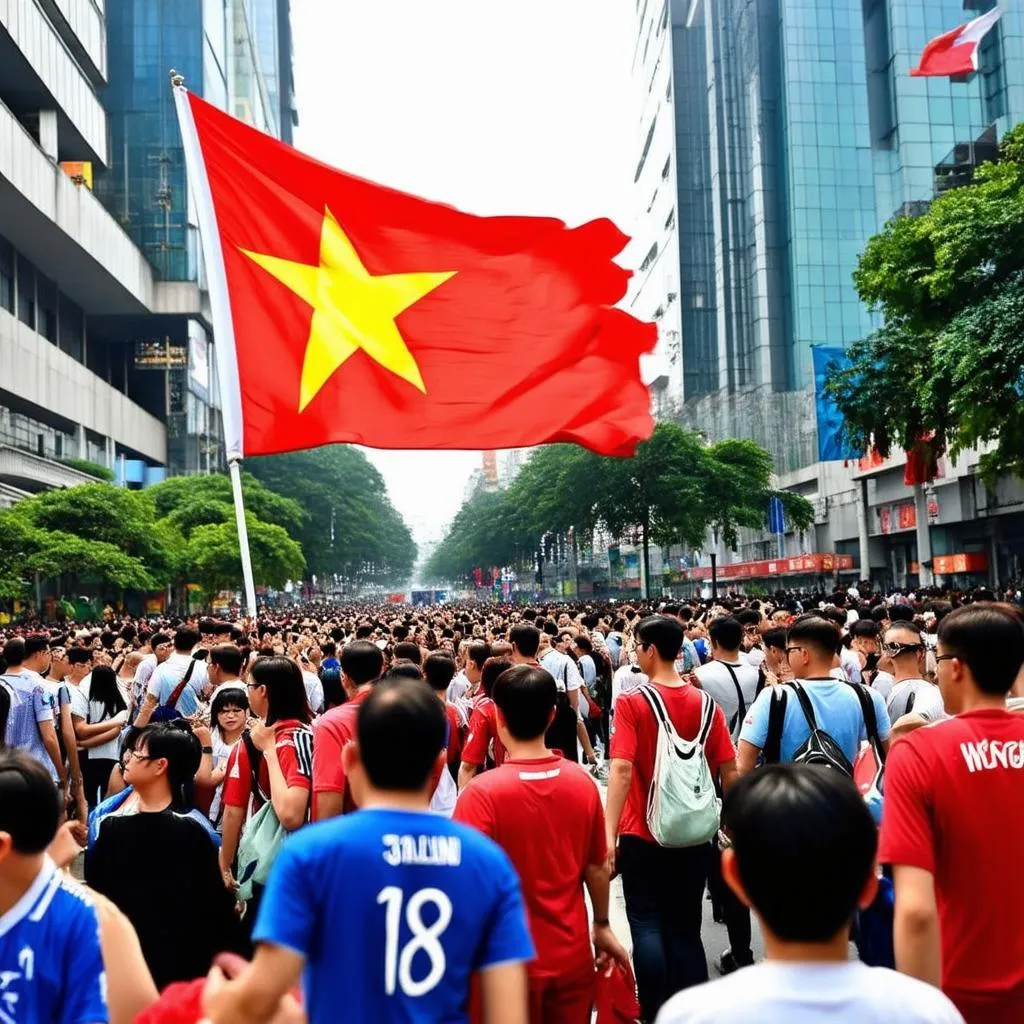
[454,754,606,978]
[879,709,1024,1021]
[222,719,313,815]
[609,681,735,844]
[445,702,463,771]
[460,697,508,769]
[311,687,372,817]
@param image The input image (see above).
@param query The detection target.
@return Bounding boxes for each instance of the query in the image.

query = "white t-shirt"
[695,659,760,738]
[655,961,964,1023]
[887,678,945,722]
[610,664,647,711]
[871,671,895,701]
[65,680,90,722]
[539,650,583,693]
[86,683,130,760]
[742,647,766,670]
[302,670,324,714]
[446,670,470,704]
[840,647,863,684]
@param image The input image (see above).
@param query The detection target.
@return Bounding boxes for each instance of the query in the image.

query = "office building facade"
[633,0,1024,588]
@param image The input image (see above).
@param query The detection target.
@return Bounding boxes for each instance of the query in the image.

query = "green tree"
[826,123,1024,481]
[186,516,306,598]
[247,447,416,587]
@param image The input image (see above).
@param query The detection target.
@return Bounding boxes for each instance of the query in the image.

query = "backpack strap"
[722,663,746,727]
[763,687,787,764]
[905,689,917,715]
[790,681,819,731]
[695,689,715,746]
[638,684,674,736]
[164,658,197,711]
[854,683,886,763]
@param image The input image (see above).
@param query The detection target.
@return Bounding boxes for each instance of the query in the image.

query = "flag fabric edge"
[173,85,245,461]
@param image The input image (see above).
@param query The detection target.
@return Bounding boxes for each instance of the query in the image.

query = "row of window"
[0,411,76,462]
[0,233,85,361]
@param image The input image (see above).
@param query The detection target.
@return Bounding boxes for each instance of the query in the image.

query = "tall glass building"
[634,0,1021,473]
[630,0,1024,586]
[94,0,296,476]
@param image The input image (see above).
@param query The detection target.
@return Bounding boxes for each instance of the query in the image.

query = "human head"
[465,642,491,683]
[383,663,425,682]
[1,638,25,669]
[340,640,384,695]
[66,646,94,681]
[208,644,244,687]
[936,604,1024,713]
[23,635,50,674]
[423,653,456,695]
[0,752,62,865]
[344,678,446,802]
[509,624,541,660]
[247,656,312,725]
[492,666,556,744]
[150,632,173,663]
[722,764,877,942]
[635,615,685,675]
[211,687,249,737]
[881,622,926,678]
[392,641,422,666]
[573,634,594,659]
[709,616,743,657]
[762,627,788,673]
[785,617,841,678]
[122,721,202,811]
[849,618,880,654]
[47,645,69,679]
[480,657,514,698]
[173,627,200,655]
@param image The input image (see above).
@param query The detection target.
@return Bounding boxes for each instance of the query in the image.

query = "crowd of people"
[0,585,1022,1023]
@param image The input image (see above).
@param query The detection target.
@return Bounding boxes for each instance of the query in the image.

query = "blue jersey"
[0,859,108,1024]
[255,808,534,1024]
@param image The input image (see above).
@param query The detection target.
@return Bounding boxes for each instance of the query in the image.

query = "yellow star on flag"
[241,207,455,412]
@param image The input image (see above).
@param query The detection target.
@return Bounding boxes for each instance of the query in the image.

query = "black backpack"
[764,681,854,775]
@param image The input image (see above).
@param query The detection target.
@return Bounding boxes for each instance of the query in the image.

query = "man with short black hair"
[1,638,65,788]
[204,678,534,1024]
[882,622,943,722]
[136,628,208,725]
[132,631,172,713]
[456,665,629,1021]
[208,643,245,702]
[0,751,110,1023]
[606,615,737,1020]
[737,617,891,775]
[312,639,384,820]
[881,603,1024,1021]
[656,765,963,1023]
[393,640,422,665]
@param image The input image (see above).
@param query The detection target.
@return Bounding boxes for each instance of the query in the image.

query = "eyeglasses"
[882,642,924,658]
[122,750,154,764]
[935,654,958,664]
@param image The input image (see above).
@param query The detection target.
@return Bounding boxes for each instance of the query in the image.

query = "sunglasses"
[882,642,924,658]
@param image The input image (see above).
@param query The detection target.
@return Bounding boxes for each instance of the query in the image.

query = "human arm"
[191,724,218,787]
[311,715,345,821]
[219,806,244,886]
[38,718,66,786]
[736,740,761,776]
[458,761,480,792]
[582,795,629,970]
[735,687,773,775]
[134,691,158,727]
[203,944,305,1024]
[892,864,941,987]
[250,723,310,831]
[59,704,87,822]
[480,963,529,1024]
[78,721,126,749]
[604,759,632,874]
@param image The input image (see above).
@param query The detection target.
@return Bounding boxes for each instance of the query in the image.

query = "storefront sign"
[685,553,854,581]
[933,552,989,575]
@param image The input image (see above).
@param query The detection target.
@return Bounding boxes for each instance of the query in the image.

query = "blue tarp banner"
[812,346,859,461]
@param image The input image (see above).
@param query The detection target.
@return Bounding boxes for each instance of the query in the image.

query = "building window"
[0,235,13,313]
[634,116,658,183]
[58,295,84,362]
[16,255,35,330]
[37,274,58,344]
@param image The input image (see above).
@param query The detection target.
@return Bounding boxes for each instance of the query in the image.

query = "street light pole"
[710,552,718,601]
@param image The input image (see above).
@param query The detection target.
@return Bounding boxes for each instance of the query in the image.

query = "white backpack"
[639,685,721,848]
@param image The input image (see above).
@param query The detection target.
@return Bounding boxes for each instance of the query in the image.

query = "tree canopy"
[425,424,814,587]
[247,446,417,588]
[825,123,1024,481]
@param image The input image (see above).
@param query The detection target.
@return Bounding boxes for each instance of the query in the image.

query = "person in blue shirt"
[736,615,892,773]
[202,677,534,1024]
[0,750,108,1024]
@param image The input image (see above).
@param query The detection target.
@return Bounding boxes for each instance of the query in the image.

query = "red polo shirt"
[311,687,373,818]
[460,696,508,769]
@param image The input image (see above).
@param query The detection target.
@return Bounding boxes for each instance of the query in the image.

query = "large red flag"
[174,89,655,460]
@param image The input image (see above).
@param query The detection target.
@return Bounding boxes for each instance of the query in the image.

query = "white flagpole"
[171,70,257,618]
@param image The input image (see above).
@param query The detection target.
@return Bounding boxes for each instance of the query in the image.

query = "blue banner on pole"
[768,496,785,535]
[812,346,859,461]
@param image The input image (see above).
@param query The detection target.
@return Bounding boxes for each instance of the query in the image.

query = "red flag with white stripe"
[911,6,1001,78]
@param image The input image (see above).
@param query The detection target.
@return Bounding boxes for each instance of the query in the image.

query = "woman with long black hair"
[82,664,130,807]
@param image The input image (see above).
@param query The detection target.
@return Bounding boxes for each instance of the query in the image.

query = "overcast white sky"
[291,0,634,543]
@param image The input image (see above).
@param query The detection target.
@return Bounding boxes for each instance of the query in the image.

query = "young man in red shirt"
[455,665,629,1023]
[311,640,383,820]
[457,657,514,791]
[423,651,462,774]
[606,614,737,1022]
[880,603,1024,1023]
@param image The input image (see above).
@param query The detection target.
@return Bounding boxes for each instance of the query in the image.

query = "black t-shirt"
[86,809,242,990]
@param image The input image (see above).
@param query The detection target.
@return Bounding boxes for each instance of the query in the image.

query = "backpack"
[721,663,747,741]
[852,683,886,824]
[638,685,720,848]
[150,660,198,723]
[765,682,854,775]
[235,731,284,902]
